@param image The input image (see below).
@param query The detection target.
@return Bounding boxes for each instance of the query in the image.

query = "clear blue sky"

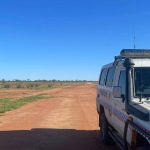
[0,0,150,81]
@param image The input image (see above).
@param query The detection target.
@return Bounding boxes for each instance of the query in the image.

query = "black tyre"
[100,112,110,144]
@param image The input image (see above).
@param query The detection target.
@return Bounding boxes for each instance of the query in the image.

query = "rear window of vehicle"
[106,67,115,87]
[99,69,108,86]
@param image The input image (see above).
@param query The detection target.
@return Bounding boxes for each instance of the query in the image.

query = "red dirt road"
[0,83,115,150]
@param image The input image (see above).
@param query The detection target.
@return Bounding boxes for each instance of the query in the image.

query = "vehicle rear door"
[111,67,128,137]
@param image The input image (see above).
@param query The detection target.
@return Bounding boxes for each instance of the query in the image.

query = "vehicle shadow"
[0,128,115,150]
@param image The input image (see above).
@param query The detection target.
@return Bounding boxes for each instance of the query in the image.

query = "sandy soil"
[0,83,116,150]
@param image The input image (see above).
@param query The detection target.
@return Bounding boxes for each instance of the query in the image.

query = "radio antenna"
[133,32,136,49]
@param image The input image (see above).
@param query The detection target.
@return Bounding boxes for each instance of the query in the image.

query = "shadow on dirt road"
[0,128,115,150]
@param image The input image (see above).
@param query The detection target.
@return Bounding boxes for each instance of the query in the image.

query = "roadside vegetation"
[0,79,95,90]
[0,80,97,114]
[0,94,47,113]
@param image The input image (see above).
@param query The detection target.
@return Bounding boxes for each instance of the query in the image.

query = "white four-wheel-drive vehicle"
[96,49,150,150]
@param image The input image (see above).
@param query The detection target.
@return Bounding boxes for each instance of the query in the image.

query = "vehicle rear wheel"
[100,112,110,144]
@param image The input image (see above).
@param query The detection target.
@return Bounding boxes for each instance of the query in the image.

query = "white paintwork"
[96,56,150,146]
[133,59,150,67]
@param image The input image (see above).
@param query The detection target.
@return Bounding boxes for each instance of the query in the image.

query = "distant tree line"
[0,79,97,82]
[0,79,97,89]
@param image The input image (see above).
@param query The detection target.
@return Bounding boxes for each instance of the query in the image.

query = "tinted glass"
[99,69,107,86]
[134,68,150,97]
[106,67,115,87]
[118,70,126,96]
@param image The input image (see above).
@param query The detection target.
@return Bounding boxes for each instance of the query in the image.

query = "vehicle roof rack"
[120,49,150,58]
[114,49,150,65]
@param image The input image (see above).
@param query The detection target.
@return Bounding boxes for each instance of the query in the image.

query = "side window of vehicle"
[99,69,107,86]
[118,70,126,96]
[106,67,115,87]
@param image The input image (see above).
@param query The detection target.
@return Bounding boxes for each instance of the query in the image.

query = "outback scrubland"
[0,81,115,150]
